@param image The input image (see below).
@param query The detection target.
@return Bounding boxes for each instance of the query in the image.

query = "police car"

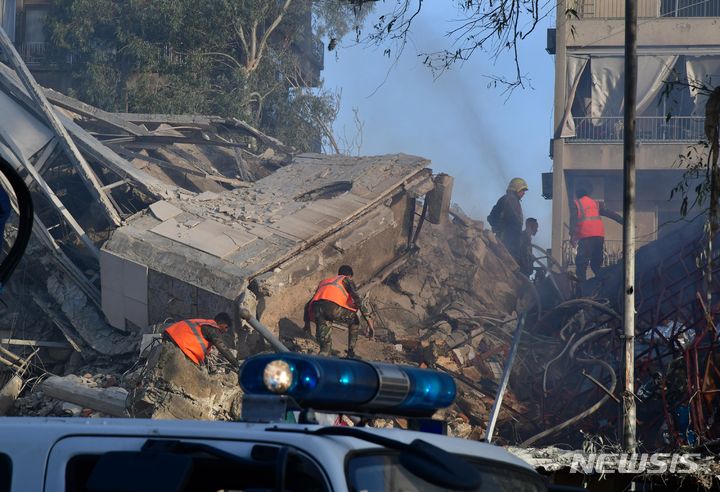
[0,353,575,491]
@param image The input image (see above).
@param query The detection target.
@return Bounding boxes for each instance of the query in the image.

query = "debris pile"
[277,214,531,436]
[126,343,243,421]
[0,40,718,491]
[13,372,124,418]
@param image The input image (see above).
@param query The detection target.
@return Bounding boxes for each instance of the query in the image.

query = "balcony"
[18,41,48,64]
[575,0,720,17]
[568,116,705,142]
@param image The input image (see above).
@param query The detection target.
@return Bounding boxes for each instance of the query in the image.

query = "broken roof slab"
[102,153,430,301]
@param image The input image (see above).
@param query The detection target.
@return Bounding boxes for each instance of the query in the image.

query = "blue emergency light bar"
[239,353,456,417]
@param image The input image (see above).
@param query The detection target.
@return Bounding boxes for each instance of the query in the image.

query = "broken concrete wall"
[146,273,262,358]
[128,342,242,421]
[102,154,430,340]
[254,192,416,334]
[146,271,238,326]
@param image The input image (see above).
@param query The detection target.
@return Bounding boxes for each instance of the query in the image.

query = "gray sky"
[323,2,556,246]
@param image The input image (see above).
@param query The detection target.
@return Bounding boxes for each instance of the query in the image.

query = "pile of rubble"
[275,212,531,437]
[0,35,719,491]
[13,372,124,418]
[7,208,533,441]
[366,217,527,433]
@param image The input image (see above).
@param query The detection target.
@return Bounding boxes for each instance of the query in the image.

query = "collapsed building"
[102,153,433,342]
[0,37,535,428]
[0,30,718,489]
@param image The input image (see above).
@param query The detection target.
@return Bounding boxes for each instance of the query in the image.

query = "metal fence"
[562,239,652,268]
[569,116,705,142]
[661,0,720,16]
[576,0,660,17]
[18,42,47,63]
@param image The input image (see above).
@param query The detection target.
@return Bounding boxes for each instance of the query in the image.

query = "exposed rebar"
[485,312,527,443]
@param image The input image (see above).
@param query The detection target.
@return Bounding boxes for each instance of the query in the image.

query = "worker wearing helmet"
[487,178,528,265]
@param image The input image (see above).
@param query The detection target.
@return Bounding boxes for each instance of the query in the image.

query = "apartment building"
[547,0,720,268]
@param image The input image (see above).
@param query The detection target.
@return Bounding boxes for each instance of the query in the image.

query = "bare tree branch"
[256,0,294,70]
[354,0,546,89]
[198,51,244,70]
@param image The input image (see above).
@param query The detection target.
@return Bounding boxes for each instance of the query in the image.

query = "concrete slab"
[122,258,148,303]
[104,153,431,327]
[101,285,125,329]
[100,250,124,290]
[149,200,182,221]
[150,218,243,258]
[124,296,149,329]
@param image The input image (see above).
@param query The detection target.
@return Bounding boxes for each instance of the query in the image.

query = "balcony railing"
[569,116,705,142]
[18,41,48,63]
[562,239,652,268]
[575,0,720,17]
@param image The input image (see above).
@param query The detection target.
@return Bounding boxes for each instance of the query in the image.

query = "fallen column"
[40,375,129,417]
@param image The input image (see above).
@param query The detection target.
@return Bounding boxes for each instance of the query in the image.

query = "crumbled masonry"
[0,54,718,490]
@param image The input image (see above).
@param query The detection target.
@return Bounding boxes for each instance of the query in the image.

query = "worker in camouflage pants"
[305,265,374,357]
[313,300,361,356]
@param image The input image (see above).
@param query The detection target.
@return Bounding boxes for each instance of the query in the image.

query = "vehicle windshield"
[347,452,547,492]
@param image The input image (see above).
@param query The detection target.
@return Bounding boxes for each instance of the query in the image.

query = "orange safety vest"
[164,319,225,365]
[310,275,358,312]
[574,196,605,239]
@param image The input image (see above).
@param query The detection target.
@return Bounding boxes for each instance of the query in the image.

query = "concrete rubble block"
[434,355,460,373]
[61,402,83,417]
[0,376,22,415]
[140,333,162,357]
[129,341,242,421]
[488,361,504,381]
[396,272,425,298]
[40,375,129,417]
[448,331,468,347]
[432,320,453,336]
[461,366,483,381]
[426,174,454,225]
[47,274,136,356]
[451,346,476,366]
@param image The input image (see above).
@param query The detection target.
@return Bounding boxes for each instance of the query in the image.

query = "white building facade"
[549,0,720,267]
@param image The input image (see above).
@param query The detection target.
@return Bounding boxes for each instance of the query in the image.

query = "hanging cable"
[0,155,33,290]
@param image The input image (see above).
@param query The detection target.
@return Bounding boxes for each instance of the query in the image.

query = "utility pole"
[622,0,638,452]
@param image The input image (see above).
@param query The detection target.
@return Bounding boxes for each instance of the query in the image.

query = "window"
[65,444,329,492]
[563,54,720,141]
[347,452,547,492]
[0,0,16,42]
[24,7,47,44]
[661,0,720,17]
[0,453,11,492]
[22,6,48,62]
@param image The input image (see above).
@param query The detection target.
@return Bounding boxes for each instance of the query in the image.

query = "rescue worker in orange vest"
[571,186,623,282]
[163,312,241,370]
[305,265,375,357]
